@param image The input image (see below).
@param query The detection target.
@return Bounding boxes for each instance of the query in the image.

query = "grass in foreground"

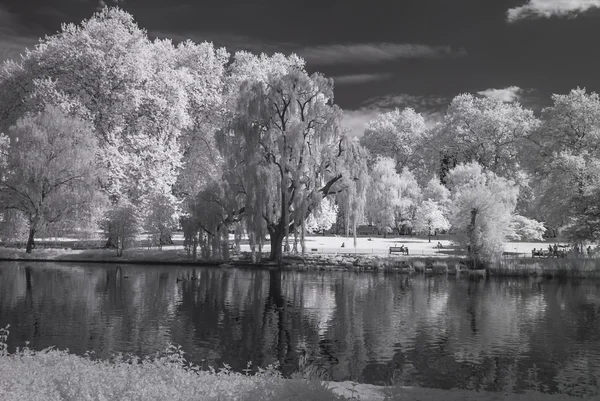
[0,345,344,401]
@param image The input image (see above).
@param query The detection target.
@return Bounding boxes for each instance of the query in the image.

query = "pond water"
[0,262,599,396]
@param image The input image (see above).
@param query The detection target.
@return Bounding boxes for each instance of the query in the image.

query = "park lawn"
[0,234,564,263]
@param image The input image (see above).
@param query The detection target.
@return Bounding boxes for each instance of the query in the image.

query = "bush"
[0,327,344,401]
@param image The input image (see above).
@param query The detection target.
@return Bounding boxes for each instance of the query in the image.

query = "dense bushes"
[0,326,344,401]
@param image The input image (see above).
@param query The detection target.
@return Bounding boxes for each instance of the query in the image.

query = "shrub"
[0,330,344,401]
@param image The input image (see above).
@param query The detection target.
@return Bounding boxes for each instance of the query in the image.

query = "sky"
[2,0,600,136]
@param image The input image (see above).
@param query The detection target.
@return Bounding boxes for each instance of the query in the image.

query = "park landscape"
[1,1,600,400]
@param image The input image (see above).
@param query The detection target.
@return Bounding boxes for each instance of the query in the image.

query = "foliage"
[0,106,98,253]
[528,88,600,242]
[0,333,345,401]
[446,162,519,263]
[413,200,451,241]
[102,201,142,256]
[217,53,363,261]
[395,167,422,233]
[423,175,451,212]
[507,215,546,241]
[0,7,227,213]
[434,93,539,184]
[360,107,427,177]
[365,157,402,232]
[144,192,179,250]
[334,137,369,246]
[305,197,338,234]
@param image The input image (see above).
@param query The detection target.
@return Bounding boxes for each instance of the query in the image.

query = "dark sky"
[2,0,600,135]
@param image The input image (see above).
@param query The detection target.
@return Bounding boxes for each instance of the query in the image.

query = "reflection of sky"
[302,286,335,337]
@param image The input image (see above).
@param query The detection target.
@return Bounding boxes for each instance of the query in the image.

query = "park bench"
[389,246,408,255]
[532,249,549,258]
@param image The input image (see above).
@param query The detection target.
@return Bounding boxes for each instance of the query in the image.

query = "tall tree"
[0,106,98,253]
[413,200,450,242]
[434,94,539,185]
[446,162,519,266]
[365,157,402,234]
[217,54,363,261]
[0,7,227,210]
[395,168,422,234]
[528,88,600,240]
[360,108,428,179]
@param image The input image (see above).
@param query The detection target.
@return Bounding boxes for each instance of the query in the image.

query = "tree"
[365,157,402,235]
[0,7,227,212]
[0,106,98,253]
[413,200,450,242]
[446,162,519,267]
[527,88,600,241]
[395,168,422,234]
[507,215,546,241]
[102,201,142,256]
[217,53,363,261]
[305,197,338,234]
[360,108,428,178]
[434,94,539,185]
[144,192,179,250]
[423,175,451,212]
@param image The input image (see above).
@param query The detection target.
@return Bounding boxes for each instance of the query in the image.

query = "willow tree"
[1,106,98,253]
[218,54,362,261]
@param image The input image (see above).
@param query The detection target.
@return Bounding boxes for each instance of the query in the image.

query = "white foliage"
[305,197,338,233]
[413,200,451,237]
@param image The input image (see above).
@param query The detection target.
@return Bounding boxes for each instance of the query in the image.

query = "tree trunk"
[428,227,431,243]
[25,227,36,254]
[269,228,285,262]
[467,208,482,270]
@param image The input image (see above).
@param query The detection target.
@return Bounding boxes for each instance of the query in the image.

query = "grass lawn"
[0,233,571,262]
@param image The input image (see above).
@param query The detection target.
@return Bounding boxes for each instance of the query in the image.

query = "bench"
[389,246,408,255]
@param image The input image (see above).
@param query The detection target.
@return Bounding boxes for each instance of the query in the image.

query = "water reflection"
[0,262,599,396]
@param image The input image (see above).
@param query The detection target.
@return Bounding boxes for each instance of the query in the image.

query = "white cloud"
[298,43,466,65]
[333,73,392,85]
[477,86,522,102]
[507,0,600,22]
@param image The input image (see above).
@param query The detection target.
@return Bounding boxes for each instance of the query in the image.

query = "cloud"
[298,43,466,65]
[333,73,392,85]
[477,86,522,102]
[341,94,449,137]
[507,0,600,22]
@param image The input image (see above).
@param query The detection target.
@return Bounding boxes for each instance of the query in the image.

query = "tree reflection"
[0,263,598,396]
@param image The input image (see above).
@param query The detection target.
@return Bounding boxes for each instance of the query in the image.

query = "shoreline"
[1,247,600,278]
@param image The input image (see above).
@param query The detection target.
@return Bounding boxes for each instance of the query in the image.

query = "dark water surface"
[1,262,599,396]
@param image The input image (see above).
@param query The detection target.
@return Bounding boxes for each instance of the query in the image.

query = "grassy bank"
[0,341,595,401]
[491,258,600,279]
[0,341,343,401]
[2,235,600,278]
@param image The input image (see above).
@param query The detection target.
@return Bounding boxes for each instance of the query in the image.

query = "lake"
[0,261,599,397]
